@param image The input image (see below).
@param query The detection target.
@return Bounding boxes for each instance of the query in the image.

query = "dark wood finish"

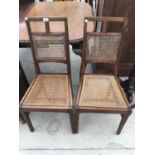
[80,16,128,78]
[19,62,29,101]
[75,17,134,134]
[20,0,34,2]
[19,2,94,47]
[20,110,34,132]
[20,17,75,133]
[120,65,135,103]
[75,110,79,133]
[95,0,135,76]
[19,62,29,123]
[116,111,132,134]
[19,2,34,23]
[85,0,93,7]
[69,110,75,133]
[19,2,35,47]
[96,0,105,16]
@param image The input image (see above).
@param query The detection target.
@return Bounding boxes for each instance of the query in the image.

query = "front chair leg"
[20,110,34,132]
[74,111,79,134]
[69,110,76,134]
[116,111,132,135]
[19,112,25,124]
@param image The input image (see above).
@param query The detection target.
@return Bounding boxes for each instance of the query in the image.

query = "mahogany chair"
[19,17,75,133]
[75,17,134,134]
[19,62,29,123]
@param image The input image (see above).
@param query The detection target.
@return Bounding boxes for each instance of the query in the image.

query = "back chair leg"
[116,111,132,134]
[20,110,34,132]
[19,112,25,124]
[74,111,79,133]
[69,110,76,134]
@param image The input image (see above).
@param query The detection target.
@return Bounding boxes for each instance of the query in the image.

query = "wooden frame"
[80,16,128,77]
[19,62,29,123]
[75,16,134,134]
[20,17,75,133]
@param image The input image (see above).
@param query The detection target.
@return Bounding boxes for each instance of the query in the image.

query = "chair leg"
[20,110,34,132]
[74,111,79,133]
[19,112,25,124]
[69,110,76,134]
[116,111,132,135]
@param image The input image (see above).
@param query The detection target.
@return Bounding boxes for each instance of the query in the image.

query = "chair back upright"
[25,17,71,75]
[80,16,128,77]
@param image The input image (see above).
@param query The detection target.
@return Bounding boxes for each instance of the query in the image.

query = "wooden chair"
[19,17,75,133]
[75,17,134,134]
[19,62,29,123]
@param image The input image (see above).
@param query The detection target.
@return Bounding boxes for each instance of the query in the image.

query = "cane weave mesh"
[79,75,128,109]
[22,74,72,107]
[86,33,121,63]
[32,34,66,61]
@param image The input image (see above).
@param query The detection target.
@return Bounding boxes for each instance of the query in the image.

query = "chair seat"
[21,74,72,109]
[78,75,128,110]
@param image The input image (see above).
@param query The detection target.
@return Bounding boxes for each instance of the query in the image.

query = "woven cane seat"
[78,75,128,110]
[21,74,72,108]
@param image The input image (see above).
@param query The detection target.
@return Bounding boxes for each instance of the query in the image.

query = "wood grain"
[19,2,94,44]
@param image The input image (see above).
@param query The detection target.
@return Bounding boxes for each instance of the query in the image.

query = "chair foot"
[69,110,76,134]
[19,112,25,124]
[74,111,79,134]
[116,111,132,135]
[20,111,34,132]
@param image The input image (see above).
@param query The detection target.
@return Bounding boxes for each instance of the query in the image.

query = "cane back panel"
[25,17,69,63]
[83,17,127,65]
[86,33,122,63]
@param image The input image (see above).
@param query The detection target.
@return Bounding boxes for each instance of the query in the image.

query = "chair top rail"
[25,16,67,22]
[85,16,128,23]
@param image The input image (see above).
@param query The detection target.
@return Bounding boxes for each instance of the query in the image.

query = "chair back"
[80,16,128,76]
[25,17,71,74]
